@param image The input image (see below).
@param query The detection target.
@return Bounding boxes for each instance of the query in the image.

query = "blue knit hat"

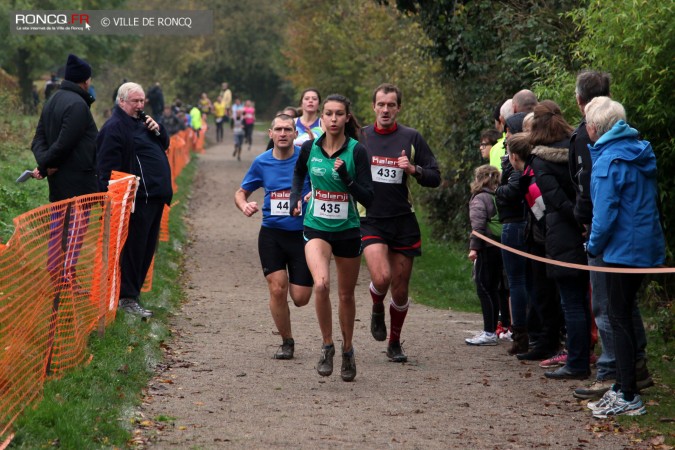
[65,54,92,83]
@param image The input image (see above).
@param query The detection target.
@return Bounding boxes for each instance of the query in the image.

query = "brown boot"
[507,326,528,355]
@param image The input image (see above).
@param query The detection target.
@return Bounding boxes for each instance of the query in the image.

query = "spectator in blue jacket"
[585,96,665,419]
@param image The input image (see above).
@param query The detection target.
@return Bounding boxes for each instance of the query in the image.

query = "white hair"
[116,82,144,103]
[584,96,626,137]
[500,99,514,121]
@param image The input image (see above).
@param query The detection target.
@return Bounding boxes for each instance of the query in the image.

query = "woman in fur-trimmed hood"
[529,100,592,380]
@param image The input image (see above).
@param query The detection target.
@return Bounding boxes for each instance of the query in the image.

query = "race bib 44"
[271,190,292,216]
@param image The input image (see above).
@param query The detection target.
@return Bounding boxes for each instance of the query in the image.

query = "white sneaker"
[587,387,618,412]
[499,329,513,341]
[465,331,498,346]
[593,392,646,418]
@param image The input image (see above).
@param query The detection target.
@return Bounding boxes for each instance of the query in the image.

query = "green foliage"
[642,280,674,345]
[0,0,131,111]
[389,1,580,240]
[283,0,454,231]
[0,96,46,242]
[570,0,674,256]
[167,0,290,115]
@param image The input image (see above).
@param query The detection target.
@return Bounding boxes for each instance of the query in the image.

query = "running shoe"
[387,340,408,362]
[316,344,335,376]
[539,350,567,368]
[465,331,498,346]
[495,322,506,337]
[119,297,153,318]
[341,348,356,382]
[499,328,513,341]
[370,312,387,341]
[587,387,618,412]
[274,338,295,360]
[593,393,646,418]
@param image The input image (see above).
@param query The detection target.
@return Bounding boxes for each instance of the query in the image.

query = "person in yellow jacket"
[213,94,227,143]
[189,105,202,137]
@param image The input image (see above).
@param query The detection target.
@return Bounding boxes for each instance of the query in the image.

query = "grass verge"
[8,155,196,449]
[409,211,478,313]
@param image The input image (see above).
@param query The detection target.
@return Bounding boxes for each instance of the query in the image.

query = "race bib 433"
[371,156,403,184]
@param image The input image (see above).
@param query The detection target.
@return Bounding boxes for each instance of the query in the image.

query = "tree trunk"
[16,47,34,114]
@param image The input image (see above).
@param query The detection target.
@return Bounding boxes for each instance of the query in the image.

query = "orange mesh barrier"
[0,128,197,444]
[0,173,138,443]
[191,121,207,154]
[159,202,179,243]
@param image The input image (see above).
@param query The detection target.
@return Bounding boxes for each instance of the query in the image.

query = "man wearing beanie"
[31,54,98,291]
[32,53,97,201]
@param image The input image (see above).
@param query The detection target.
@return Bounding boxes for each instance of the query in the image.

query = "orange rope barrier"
[472,230,675,274]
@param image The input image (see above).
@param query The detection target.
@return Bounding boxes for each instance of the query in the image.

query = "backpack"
[487,193,502,241]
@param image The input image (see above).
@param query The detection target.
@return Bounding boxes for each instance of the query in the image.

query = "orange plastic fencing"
[0,173,138,444]
[191,121,207,154]
[0,126,198,445]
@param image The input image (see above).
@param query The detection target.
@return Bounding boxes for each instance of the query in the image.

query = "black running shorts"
[360,213,422,257]
[258,226,313,287]
[303,226,362,259]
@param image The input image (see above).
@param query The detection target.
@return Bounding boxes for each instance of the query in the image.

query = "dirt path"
[139,127,631,449]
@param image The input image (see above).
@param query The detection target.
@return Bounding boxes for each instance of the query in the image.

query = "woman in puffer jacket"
[529,100,591,380]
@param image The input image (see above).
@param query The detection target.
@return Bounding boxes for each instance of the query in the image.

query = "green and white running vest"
[304,137,361,232]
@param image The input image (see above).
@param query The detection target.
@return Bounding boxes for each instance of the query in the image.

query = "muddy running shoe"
[370,312,387,341]
[119,297,153,318]
[387,340,408,363]
[316,344,335,376]
[587,387,618,412]
[465,331,498,346]
[539,350,567,368]
[592,393,646,418]
[274,338,295,360]
[341,348,356,382]
[573,379,614,400]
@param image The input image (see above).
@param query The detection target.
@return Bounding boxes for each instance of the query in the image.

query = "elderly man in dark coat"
[97,82,172,318]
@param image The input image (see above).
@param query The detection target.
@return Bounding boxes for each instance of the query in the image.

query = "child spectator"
[465,164,503,346]
[233,109,245,161]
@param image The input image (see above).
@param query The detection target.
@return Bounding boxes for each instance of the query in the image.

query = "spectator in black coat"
[529,100,591,381]
[31,54,98,287]
[146,82,165,117]
[97,82,172,318]
[32,54,98,202]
